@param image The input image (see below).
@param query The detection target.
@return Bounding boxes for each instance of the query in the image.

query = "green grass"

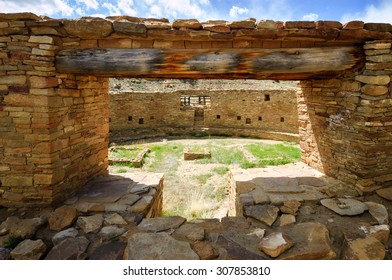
[111,162,135,168]
[246,143,300,167]
[197,146,250,166]
[211,166,229,175]
[144,143,184,174]
[187,145,206,153]
[109,147,143,160]
[193,173,214,185]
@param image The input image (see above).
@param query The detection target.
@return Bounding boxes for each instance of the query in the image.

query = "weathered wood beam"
[56,47,364,80]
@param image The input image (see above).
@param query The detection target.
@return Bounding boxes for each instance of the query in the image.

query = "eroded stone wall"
[109,79,299,142]
[298,41,392,192]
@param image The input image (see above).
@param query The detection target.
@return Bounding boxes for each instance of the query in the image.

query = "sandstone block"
[113,21,147,35]
[28,35,54,44]
[173,19,202,30]
[343,21,364,30]
[76,214,103,234]
[361,85,388,96]
[63,18,113,39]
[244,205,279,227]
[0,75,26,85]
[256,20,280,29]
[364,42,392,50]
[355,75,390,85]
[48,205,78,231]
[45,236,89,260]
[3,176,33,187]
[30,76,58,88]
[32,48,54,56]
[285,21,316,29]
[227,19,255,29]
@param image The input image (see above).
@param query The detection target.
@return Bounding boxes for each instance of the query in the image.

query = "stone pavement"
[0,163,391,260]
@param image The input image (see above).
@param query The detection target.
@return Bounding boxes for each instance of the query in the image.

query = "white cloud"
[302,13,319,21]
[145,0,209,19]
[342,0,392,24]
[76,0,99,10]
[0,0,74,16]
[117,0,137,16]
[229,5,249,18]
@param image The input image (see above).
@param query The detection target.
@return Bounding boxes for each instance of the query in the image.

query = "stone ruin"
[0,13,392,259]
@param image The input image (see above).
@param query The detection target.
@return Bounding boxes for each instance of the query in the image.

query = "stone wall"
[299,41,392,192]
[1,13,392,206]
[109,79,299,142]
[0,19,109,206]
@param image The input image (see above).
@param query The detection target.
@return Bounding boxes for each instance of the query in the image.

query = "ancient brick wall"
[109,80,298,142]
[1,13,392,206]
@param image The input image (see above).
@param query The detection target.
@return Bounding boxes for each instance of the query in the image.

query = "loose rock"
[244,205,279,226]
[104,213,127,225]
[342,237,385,260]
[259,232,295,258]
[279,214,296,226]
[365,202,389,225]
[76,214,103,234]
[52,227,79,245]
[0,216,45,239]
[45,237,90,260]
[48,205,78,231]
[376,187,392,201]
[320,198,368,216]
[100,226,127,241]
[280,200,301,215]
[280,223,336,260]
[192,241,219,260]
[10,239,46,260]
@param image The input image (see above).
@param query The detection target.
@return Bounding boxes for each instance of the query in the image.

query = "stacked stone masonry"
[0,12,392,206]
[109,79,299,142]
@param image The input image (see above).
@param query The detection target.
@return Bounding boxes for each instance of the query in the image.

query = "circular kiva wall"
[109,79,299,142]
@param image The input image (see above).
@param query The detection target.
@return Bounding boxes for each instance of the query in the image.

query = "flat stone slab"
[127,232,199,260]
[138,216,186,232]
[45,237,89,260]
[244,205,279,226]
[79,180,132,203]
[376,187,392,201]
[252,177,304,193]
[279,223,336,260]
[321,198,368,216]
[342,237,385,260]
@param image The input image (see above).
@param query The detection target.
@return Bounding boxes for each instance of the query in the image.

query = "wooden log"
[56,47,364,80]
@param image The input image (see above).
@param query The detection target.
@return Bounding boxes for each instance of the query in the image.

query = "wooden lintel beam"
[55,47,364,80]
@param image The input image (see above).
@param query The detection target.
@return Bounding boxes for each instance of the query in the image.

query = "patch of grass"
[187,145,206,153]
[199,146,249,166]
[110,147,143,160]
[117,168,127,173]
[193,173,213,185]
[4,236,23,249]
[111,162,135,168]
[211,166,229,175]
[144,143,184,174]
[246,143,300,167]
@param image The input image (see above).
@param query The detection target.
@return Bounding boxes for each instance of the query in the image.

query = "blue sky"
[1,0,392,23]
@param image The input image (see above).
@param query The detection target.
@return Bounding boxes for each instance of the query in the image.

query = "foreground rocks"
[0,167,391,260]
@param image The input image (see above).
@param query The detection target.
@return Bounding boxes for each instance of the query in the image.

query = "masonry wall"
[109,87,298,142]
[0,26,109,206]
[299,41,392,192]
